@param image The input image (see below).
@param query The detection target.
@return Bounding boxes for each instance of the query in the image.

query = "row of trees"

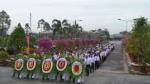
[126,17,150,64]
[0,10,110,54]
[0,10,110,40]
[37,19,110,40]
[37,19,83,39]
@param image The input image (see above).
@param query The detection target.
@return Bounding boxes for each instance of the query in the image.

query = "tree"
[43,22,51,32]
[51,19,62,39]
[70,21,83,38]
[37,19,52,37]
[61,19,71,38]
[37,19,45,32]
[120,31,129,35]
[8,23,26,53]
[127,17,150,64]
[0,10,11,37]
[0,36,8,47]
[104,29,110,40]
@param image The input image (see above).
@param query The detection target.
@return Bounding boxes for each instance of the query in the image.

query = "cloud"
[0,0,150,34]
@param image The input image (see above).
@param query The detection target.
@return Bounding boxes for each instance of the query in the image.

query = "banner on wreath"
[56,58,67,71]
[42,58,53,73]
[72,61,82,76]
[27,58,36,71]
[15,59,24,71]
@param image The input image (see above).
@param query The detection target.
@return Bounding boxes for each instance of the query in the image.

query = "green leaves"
[8,23,26,53]
[0,51,8,61]
[127,17,150,64]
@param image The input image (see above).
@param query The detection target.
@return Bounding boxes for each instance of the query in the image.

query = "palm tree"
[62,19,71,38]
[51,19,62,39]
[37,19,45,32]
[43,22,51,32]
[71,21,83,39]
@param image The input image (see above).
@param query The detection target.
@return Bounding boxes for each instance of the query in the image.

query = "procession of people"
[13,39,114,83]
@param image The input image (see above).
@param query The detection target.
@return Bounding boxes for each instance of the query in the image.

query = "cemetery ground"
[0,41,150,84]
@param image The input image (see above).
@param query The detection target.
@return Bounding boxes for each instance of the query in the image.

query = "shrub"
[7,47,15,55]
[0,51,9,61]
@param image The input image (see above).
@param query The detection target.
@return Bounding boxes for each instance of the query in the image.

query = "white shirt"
[94,56,97,62]
[53,54,59,60]
[105,48,110,56]
[91,57,95,63]
[100,51,105,57]
[87,57,92,65]
[84,57,91,65]
[96,56,100,61]
[84,58,87,65]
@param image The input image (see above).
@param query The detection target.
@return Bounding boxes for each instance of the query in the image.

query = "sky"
[0,0,150,34]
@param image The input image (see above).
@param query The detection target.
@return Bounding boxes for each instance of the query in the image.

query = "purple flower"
[37,37,52,54]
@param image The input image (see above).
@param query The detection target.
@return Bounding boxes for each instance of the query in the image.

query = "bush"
[0,51,9,61]
[7,47,15,55]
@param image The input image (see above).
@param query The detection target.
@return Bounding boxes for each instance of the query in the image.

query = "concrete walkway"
[84,41,150,84]
[0,41,150,84]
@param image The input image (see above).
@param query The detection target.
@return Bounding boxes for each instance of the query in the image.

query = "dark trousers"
[103,56,107,62]
[95,61,97,70]
[85,64,90,76]
[91,63,95,72]
[95,61,100,69]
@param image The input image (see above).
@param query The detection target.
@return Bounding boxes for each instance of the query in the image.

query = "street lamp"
[117,19,128,32]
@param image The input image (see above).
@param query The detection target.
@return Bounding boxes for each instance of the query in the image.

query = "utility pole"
[29,13,32,31]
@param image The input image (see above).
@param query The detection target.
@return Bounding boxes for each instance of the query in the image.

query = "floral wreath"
[15,59,24,71]
[56,58,68,71]
[72,61,82,76]
[27,58,36,71]
[42,58,53,73]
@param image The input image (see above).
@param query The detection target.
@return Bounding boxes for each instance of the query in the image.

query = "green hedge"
[0,51,9,61]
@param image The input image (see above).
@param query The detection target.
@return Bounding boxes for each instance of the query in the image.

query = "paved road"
[84,41,150,84]
[0,41,150,84]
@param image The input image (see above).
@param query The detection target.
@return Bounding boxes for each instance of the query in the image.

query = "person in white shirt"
[90,54,95,72]
[53,53,59,61]
[94,53,100,69]
[110,44,115,51]
[94,55,97,70]
[105,48,110,56]
[84,55,90,76]
[53,52,60,80]
[100,51,105,62]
